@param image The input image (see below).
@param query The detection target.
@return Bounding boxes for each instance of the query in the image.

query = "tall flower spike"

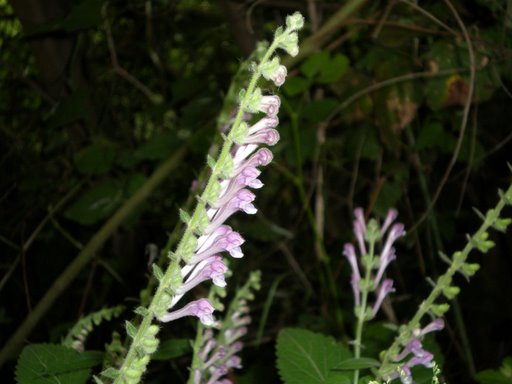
[113,13,303,384]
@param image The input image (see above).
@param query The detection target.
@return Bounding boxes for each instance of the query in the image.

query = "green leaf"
[333,357,381,371]
[303,98,339,123]
[46,90,89,129]
[152,339,192,360]
[74,140,118,175]
[276,328,352,384]
[300,52,330,78]
[283,76,310,97]
[318,54,349,84]
[16,344,103,384]
[64,181,122,225]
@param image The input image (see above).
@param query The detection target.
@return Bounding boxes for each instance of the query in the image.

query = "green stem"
[113,37,282,384]
[353,240,375,384]
[378,183,512,377]
[0,147,187,367]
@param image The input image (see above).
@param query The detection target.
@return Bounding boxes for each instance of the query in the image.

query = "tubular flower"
[385,319,445,384]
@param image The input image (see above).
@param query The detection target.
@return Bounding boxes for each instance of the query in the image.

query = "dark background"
[1,0,511,383]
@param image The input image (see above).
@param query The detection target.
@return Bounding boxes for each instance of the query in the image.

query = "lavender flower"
[191,271,260,384]
[159,299,215,326]
[385,319,445,384]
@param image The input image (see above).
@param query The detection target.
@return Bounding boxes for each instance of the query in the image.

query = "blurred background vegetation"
[1,0,512,383]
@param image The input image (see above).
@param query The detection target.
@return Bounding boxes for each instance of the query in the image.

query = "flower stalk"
[378,183,512,381]
[105,13,304,384]
[344,208,405,384]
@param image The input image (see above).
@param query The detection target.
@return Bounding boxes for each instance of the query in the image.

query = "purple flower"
[159,298,215,326]
[343,243,361,306]
[374,246,396,287]
[414,318,445,338]
[387,318,445,383]
[381,208,398,235]
[271,65,287,86]
[206,189,257,233]
[232,147,273,173]
[191,226,245,263]
[258,95,280,117]
[206,365,228,384]
[381,223,405,263]
[353,219,367,256]
[372,279,395,316]
[178,256,228,294]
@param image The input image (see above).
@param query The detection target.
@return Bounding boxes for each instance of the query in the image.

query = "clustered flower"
[193,300,252,384]
[343,208,405,318]
[157,54,288,327]
[386,319,445,384]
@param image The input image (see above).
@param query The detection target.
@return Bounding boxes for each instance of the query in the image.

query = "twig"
[0,182,84,294]
[409,0,476,232]
[102,5,159,102]
[371,0,397,39]
[399,0,458,36]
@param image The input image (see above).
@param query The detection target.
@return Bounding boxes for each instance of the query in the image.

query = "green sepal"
[134,306,150,317]
[277,32,299,57]
[274,26,284,39]
[204,180,222,206]
[461,262,480,277]
[142,337,159,354]
[152,263,164,282]
[101,367,120,379]
[285,11,305,31]
[124,367,143,380]
[125,320,137,339]
[452,251,464,263]
[443,286,460,300]
[198,204,210,234]
[180,234,198,262]
[179,209,191,225]
[229,121,249,145]
[260,57,280,81]
[147,325,159,336]
[93,375,105,384]
[206,154,216,170]
[431,303,450,316]
[245,87,263,113]
[169,263,182,292]
[493,217,512,232]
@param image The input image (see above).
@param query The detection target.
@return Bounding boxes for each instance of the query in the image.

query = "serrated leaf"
[152,339,192,360]
[333,357,381,370]
[16,344,103,384]
[125,321,137,339]
[276,328,352,384]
